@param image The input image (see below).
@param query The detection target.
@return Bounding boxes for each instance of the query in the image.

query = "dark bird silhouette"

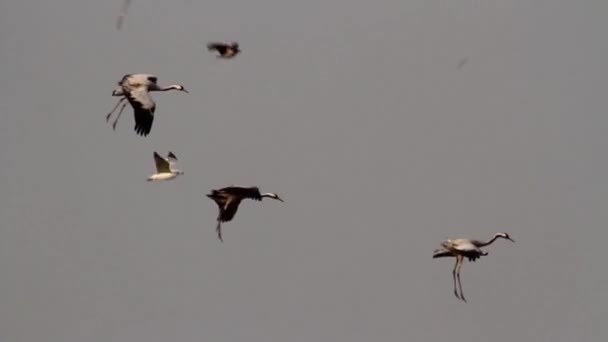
[206,185,283,242]
[207,42,241,59]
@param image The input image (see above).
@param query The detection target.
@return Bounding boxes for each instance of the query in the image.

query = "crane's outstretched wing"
[206,193,242,242]
[153,152,170,173]
[125,86,155,136]
[207,42,227,53]
[439,239,487,261]
[217,186,262,200]
[433,248,453,259]
[218,197,243,222]
[116,0,132,30]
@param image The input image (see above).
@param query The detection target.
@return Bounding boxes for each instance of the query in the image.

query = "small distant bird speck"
[116,0,132,30]
[457,57,469,70]
[207,42,241,59]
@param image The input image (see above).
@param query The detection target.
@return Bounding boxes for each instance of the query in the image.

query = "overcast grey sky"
[1,0,607,341]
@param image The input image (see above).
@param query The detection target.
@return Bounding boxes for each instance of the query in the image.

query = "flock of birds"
[110,1,515,302]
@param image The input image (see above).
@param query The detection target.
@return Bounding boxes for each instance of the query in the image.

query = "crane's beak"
[181,88,189,93]
[275,196,284,202]
[507,237,515,243]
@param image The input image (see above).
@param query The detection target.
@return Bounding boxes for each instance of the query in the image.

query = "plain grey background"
[1,0,607,341]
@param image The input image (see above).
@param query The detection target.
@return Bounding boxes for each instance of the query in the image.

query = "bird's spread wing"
[118,74,133,86]
[207,43,223,51]
[167,152,178,161]
[447,240,487,261]
[144,75,158,85]
[434,245,482,261]
[167,152,178,170]
[125,86,155,136]
[207,192,228,208]
[219,197,242,222]
[153,152,170,173]
[452,240,480,253]
[207,43,231,55]
[433,248,453,258]
[218,186,262,200]
[123,74,157,88]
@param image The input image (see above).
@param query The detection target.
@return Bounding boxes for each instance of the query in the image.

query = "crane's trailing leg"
[107,96,128,130]
[112,101,128,130]
[216,221,223,243]
[452,257,459,300]
[456,255,466,302]
[106,97,126,123]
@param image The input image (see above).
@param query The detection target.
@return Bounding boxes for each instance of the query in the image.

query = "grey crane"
[206,186,283,242]
[433,232,514,302]
[106,74,188,136]
[116,0,132,30]
[207,42,241,59]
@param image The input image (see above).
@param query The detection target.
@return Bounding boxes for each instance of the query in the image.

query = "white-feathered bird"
[147,152,184,181]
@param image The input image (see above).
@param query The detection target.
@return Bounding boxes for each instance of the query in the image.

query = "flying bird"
[147,151,184,181]
[206,185,283,242]
[116,0,132,30]
[207,42,241,59]
[457,57,469,70]
[433,232,515,302]
[106,73,188,136]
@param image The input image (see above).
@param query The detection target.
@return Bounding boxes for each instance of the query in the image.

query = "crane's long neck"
[149,84,182,92]
[158,85,181,91]
[476,235,500,247]
[261,193,283,202]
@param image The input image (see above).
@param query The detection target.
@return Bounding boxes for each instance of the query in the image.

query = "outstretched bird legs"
[452,255,466,302]
[456,255,466,302]
[452,257,459,299]
[216,221,224,243]
[106,97,128,130]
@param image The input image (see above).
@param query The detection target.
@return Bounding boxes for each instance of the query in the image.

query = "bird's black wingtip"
[134,126,151,137]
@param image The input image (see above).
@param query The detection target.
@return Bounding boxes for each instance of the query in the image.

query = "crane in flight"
[206,186,283,242]
[433,232,514,302]
[106,73,188,136]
